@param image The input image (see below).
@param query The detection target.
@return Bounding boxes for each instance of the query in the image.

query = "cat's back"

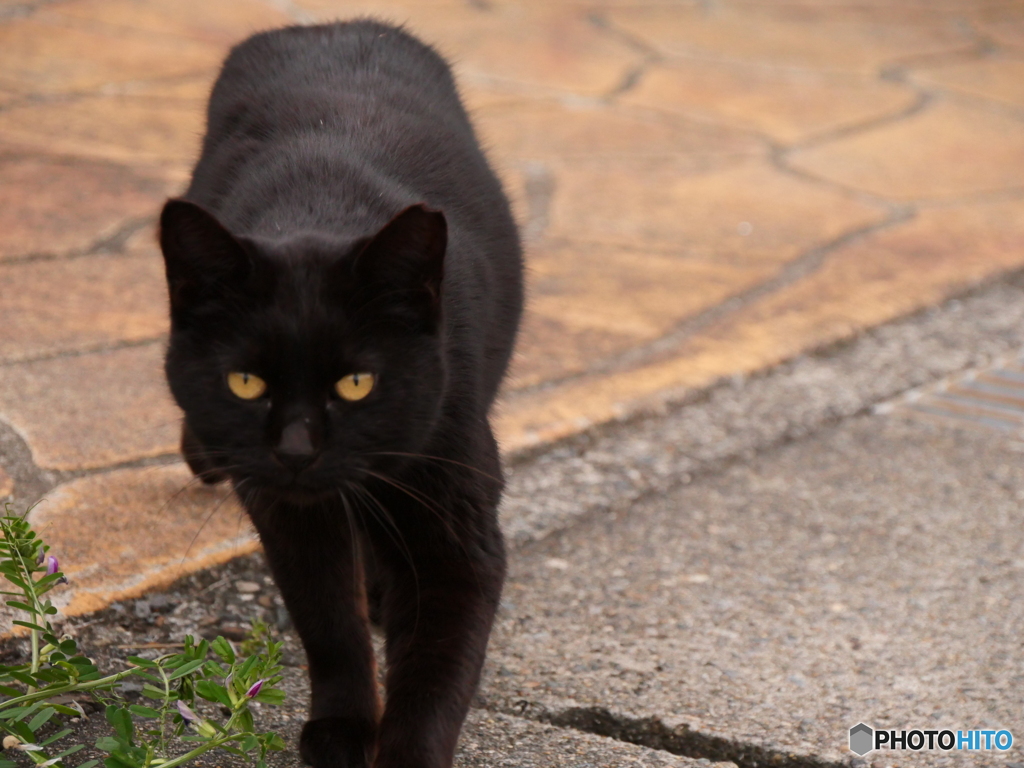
[211,21,465,128]
[188,22,514,252]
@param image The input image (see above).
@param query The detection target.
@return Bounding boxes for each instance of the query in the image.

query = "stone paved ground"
[3,0,1024,662]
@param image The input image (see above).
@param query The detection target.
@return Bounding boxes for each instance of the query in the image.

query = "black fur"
[159,21,522,768]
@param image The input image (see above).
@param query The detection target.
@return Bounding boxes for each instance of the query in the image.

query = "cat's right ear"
[159,199,253,318]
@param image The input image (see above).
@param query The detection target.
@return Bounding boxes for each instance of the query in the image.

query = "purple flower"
[176,700,198,724]
[36,550,45,566]
[245,679,266,698]
[44,555,68,584]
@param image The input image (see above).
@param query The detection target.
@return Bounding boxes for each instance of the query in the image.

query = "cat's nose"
[274,418,320,471]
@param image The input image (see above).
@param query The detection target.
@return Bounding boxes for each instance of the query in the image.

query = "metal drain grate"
[898,363,1024,435]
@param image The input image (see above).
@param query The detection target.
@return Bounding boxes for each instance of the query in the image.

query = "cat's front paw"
[300,717,376,768]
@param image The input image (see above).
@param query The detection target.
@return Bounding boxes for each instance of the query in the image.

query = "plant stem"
[0,667,140,710]
[147,736,237,768]
[29,628,39,679]
[150,710,246,768]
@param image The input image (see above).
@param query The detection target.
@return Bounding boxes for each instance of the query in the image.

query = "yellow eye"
[336,372,375,401]
[227,372,267,400]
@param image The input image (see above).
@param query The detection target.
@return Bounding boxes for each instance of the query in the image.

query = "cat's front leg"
[367,504,505,768]
[246,497,381,768]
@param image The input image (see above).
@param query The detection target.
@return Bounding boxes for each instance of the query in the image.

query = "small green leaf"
[94,737,122,752]
[0,684,22,696]
[211,636,235,664]
[237,656,258,679]
[105,705,133,743]
[240,734,259,752]
[267,733,287,750]
[8,671,37,687]
[4,600,35,613]
[167,659,205,680]
[254,688,286,705]
[127,705,160,719]
[140,684,166,700]
[54,744,86,759]
[41,727,73,746]
[125,656,157,669]
[11,620,46,633]
[59,639,77,655]
[236,709,254,733]
[27,706,55,732]
[75,761,100,768]
[195,680,231,707]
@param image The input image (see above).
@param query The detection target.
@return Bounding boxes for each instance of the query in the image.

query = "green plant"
[0,503,286,768]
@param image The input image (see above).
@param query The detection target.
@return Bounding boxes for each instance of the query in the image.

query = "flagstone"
[911,53,1024,111]
[474,98,762,174]
[537,161,885,259]
[95,70,218,101]
[0,14,222,95]
[495,196,1024,452]
[0,251,168,364]
[49,0,291,47]
[0,344,180,471]
[622,59,916,145]
[0,95,204,175]
[511,241,777,390]
[0,155,168,261]
[28,464,256,617]
[975,11,1024,50]
[788,98,1024,200]
[606,5,974,74]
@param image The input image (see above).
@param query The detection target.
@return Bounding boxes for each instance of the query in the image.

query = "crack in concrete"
[502,703,844,768]
[0,335,165,370]
[0,215,156,267]
[588,10,664,103]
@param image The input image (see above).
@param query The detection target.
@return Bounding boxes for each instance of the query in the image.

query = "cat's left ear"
[350,204,447,324]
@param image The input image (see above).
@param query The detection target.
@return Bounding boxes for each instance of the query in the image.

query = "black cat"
[158,21,523,768]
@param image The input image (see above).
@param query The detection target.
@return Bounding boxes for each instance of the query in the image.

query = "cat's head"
[159,199,447,502]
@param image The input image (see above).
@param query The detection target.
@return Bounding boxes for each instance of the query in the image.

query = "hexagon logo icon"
[849,723,873,756]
